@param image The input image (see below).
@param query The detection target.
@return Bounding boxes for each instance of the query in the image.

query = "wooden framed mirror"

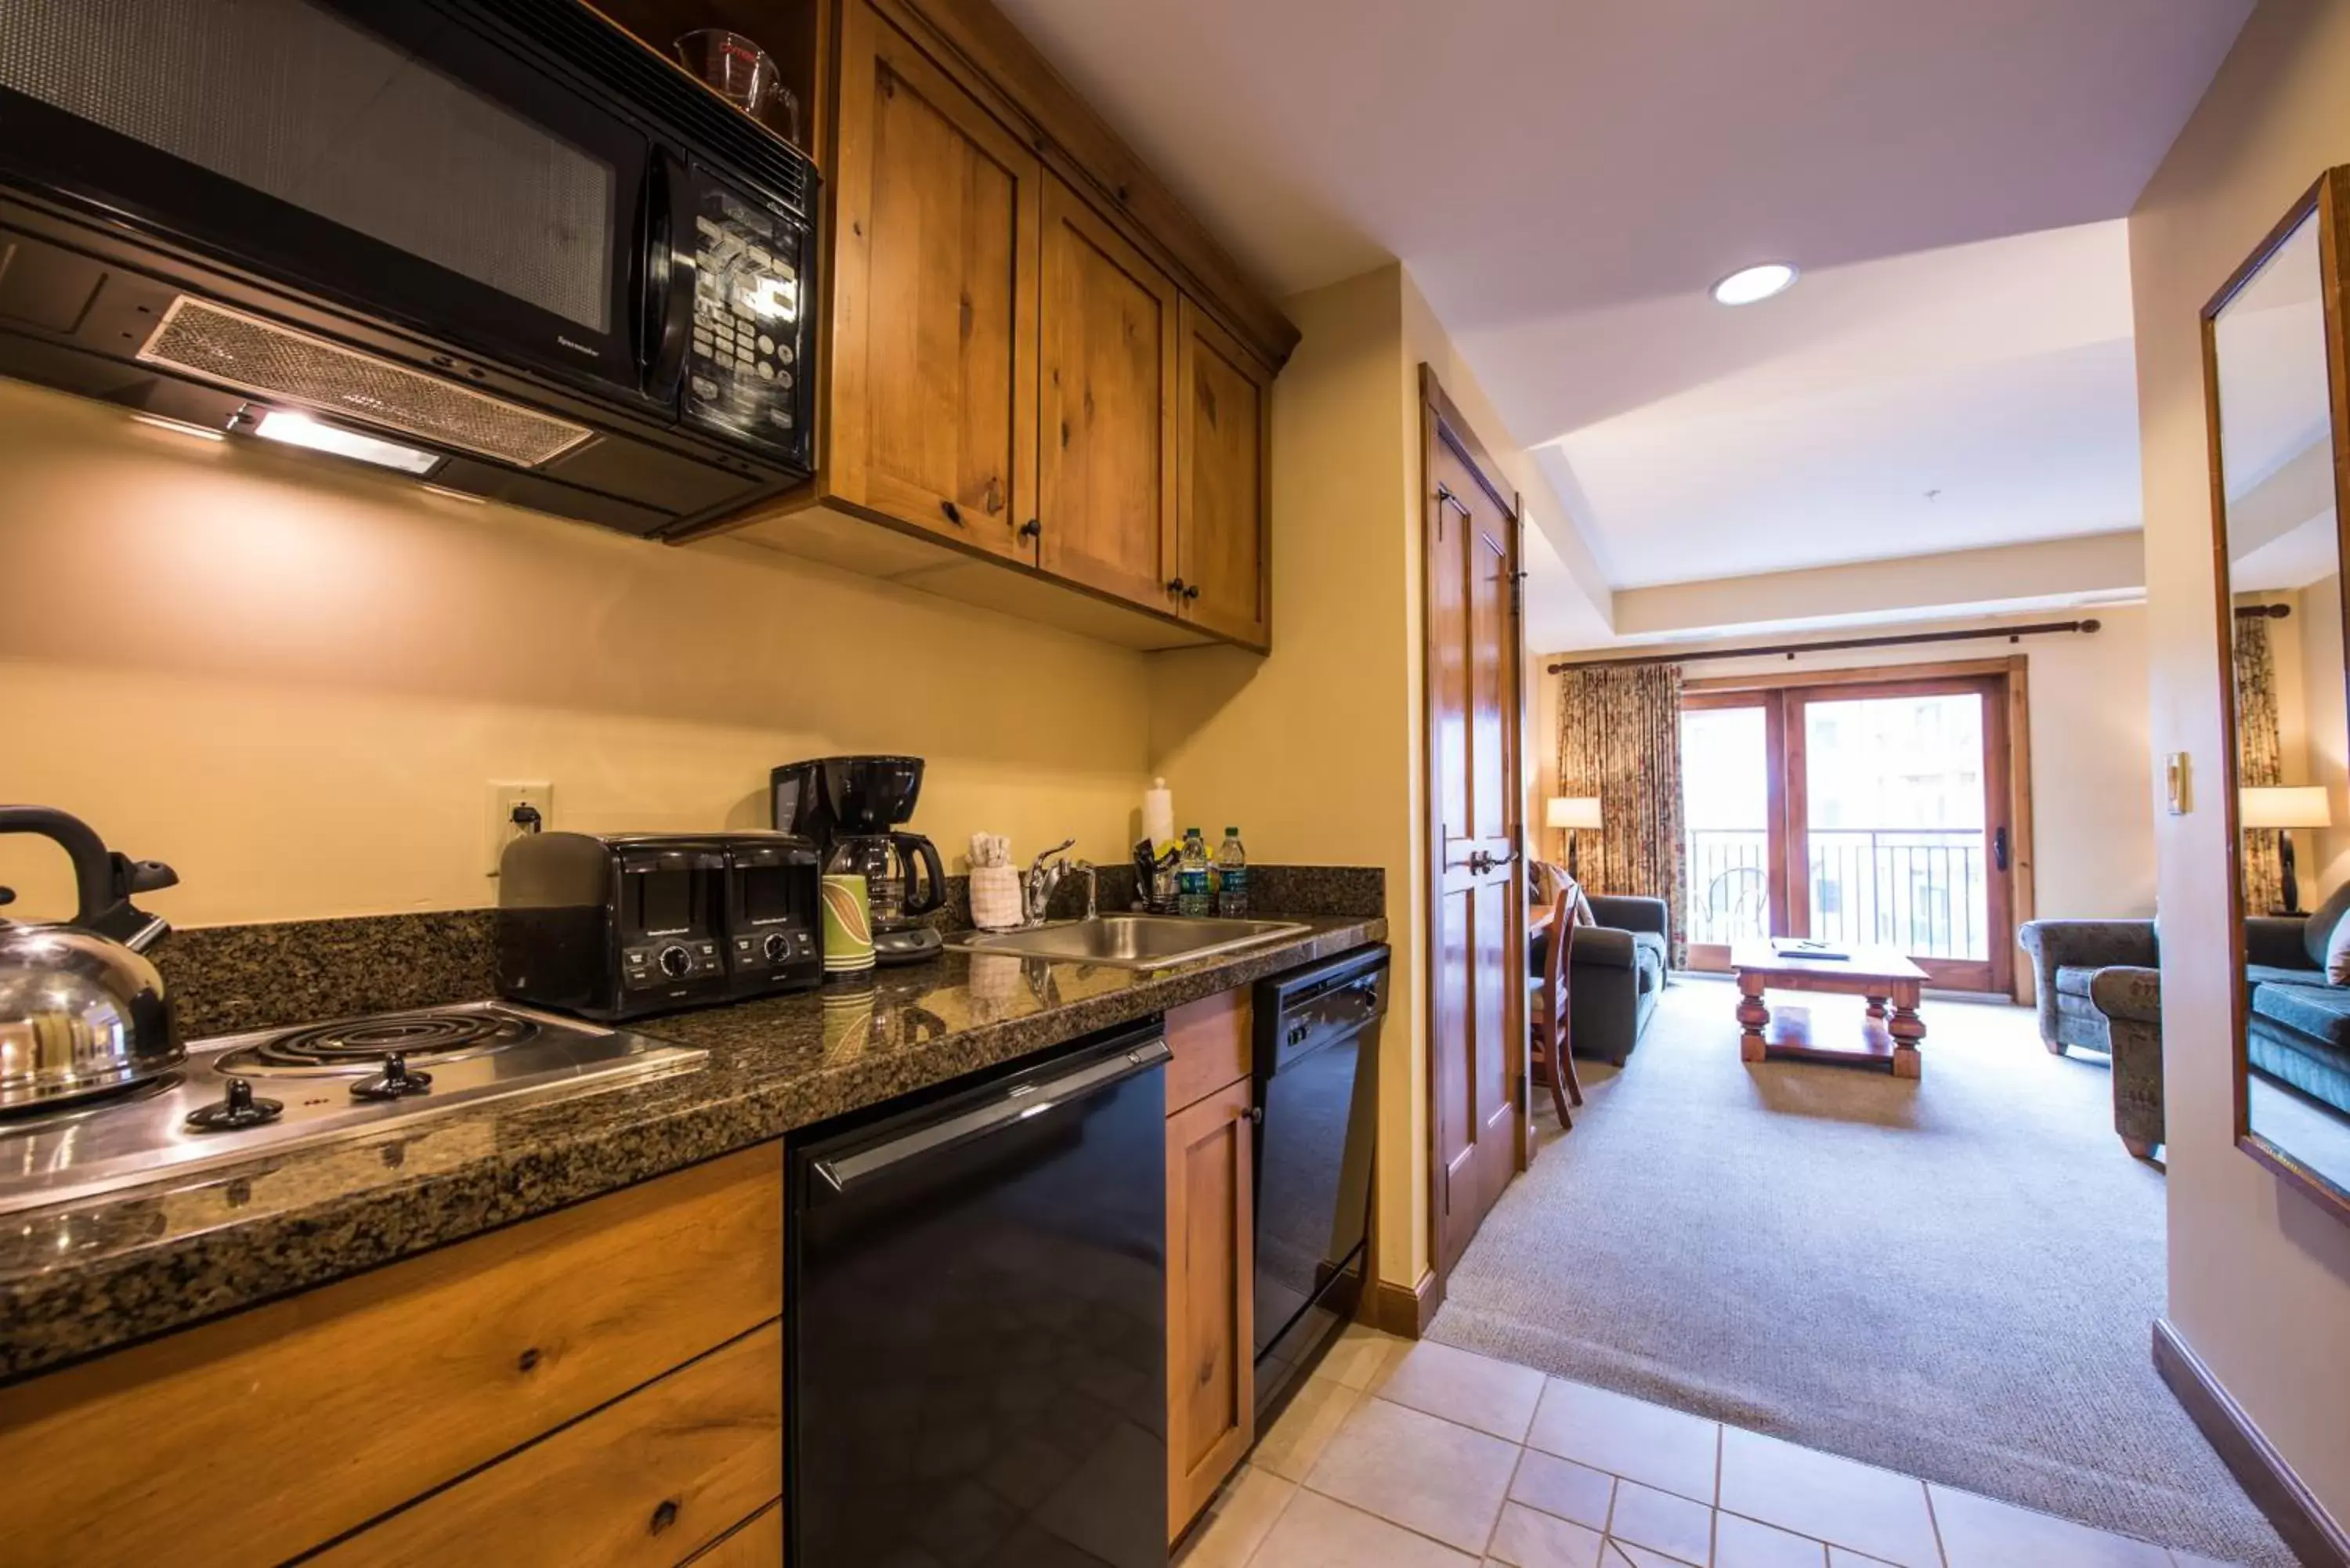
[2207,167,2350,1220]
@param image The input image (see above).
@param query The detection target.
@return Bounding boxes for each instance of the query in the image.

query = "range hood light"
[254,410,440,475]
[128,411,227,442]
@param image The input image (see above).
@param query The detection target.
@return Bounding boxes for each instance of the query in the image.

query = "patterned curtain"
[2234,614,2286,915]
[1556,663,1689,966]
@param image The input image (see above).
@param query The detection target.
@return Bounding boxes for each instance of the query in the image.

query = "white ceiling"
[991,0,2252,624]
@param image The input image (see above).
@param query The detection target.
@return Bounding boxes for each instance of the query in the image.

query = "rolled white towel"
[971,865,1022,930]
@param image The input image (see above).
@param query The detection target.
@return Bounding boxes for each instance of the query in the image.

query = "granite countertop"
[0,916,1385,1382]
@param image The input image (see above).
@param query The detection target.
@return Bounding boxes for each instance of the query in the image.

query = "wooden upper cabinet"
[829,2,1039,561]
[1039,173,1180,608]
[1177,298,1272,649]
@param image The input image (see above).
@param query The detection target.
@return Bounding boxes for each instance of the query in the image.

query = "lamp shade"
[1546,796,1603,831]
[2240,785,2334,829]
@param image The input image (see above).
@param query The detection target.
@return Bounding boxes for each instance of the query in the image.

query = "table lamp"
[1546,796,1603,880]
[2240,785,2334,914]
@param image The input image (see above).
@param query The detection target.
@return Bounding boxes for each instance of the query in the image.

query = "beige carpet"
[1428,977,2293,1568]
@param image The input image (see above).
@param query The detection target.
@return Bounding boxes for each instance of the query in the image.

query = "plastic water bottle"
[1177,828,1212,917]
[1215,828,1249,918]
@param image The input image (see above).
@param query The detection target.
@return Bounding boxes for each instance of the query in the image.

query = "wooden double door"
[1681,667,2023,994]
[1422,371,1525,1284]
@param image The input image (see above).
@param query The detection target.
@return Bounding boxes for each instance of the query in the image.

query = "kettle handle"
[895,833,946,917]
[0,807,178,949]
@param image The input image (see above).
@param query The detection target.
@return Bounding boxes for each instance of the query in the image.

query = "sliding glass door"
[1681,691,1786,970]
[1680,671,2017,992]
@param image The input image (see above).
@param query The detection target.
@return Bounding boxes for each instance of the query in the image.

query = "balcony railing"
[1685,826,1988,959]
[1687,828,1770,948]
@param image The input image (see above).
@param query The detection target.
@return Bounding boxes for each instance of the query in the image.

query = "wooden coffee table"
[1730,941,1929,1078]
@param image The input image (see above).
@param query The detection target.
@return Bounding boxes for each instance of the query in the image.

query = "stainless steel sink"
[946,915,1311,968]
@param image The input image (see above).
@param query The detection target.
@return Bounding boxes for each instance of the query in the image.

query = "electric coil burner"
[0,1003,705,1215]
[216,1011,540,1075]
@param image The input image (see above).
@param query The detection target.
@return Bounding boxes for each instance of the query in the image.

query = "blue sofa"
[2243,891,2350,1119]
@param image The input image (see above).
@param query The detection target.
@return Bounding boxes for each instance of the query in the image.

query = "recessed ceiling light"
[1712,262,1799,306]
[253,410,440,475]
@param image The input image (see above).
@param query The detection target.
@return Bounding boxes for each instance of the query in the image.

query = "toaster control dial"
[657,944,693,979]
[762,932,791,964]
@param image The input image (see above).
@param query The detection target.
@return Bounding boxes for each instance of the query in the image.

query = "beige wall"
[1611,532,2147,641]
[1152,265,1429,1288]
[1534,608,2160,937]
[1152,262,1571,1295]
[0,378,1151,927]
[2130,0,2350,1519]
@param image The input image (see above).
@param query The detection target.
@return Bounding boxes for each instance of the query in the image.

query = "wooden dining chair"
[1529,891,1585,1128]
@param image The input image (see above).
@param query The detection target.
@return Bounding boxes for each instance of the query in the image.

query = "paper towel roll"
[1144,777,1175,854]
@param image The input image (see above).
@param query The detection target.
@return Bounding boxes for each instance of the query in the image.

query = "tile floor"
[1177,1328,2241,1568]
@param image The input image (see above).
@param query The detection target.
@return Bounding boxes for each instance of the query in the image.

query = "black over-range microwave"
[0,0,815,534]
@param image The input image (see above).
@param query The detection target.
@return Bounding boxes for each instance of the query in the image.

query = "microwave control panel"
[683,172,809,464]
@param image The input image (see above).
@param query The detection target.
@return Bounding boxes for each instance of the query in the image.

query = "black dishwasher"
[788,1020,1170,1568]
[1252,944,1388,1418]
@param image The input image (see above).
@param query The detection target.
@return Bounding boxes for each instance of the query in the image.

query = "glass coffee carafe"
[824,831,942,946]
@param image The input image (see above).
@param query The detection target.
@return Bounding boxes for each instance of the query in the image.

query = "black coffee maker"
[772,755,946,964]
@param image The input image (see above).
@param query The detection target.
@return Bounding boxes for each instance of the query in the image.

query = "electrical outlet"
[486,781,553,875]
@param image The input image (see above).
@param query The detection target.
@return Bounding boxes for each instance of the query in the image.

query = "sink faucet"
[1025,839,1077,925]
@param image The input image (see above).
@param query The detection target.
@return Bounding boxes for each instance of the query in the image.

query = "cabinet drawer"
[316,1323,784,1568]
[1165,988,1251,1115]
[0,1143,785,1568]
[687,1501,783,1566]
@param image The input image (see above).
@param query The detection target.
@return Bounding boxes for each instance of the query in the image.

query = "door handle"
[812,1036,1171,1196]
[642,149,696,399]
[1992,826,2010,873]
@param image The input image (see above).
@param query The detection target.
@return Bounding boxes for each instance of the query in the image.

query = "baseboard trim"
[1368,1270,1443,1339]
[2153,1317,2349,1568]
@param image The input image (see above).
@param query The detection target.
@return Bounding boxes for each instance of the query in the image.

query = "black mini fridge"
[787,1021,1170,1567]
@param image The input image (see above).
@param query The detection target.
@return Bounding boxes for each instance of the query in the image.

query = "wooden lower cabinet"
[1164,992,1256,1542]
[688,1501,784,1566]
[317,1324,783,1566]
[0,1144,785,1568]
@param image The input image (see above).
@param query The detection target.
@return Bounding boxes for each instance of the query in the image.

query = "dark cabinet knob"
[940,500,964,527]
[1184,583,1202,601]
[649,1499,680,1536]
[1018,518,1041,540]
[1166,576,1187,598]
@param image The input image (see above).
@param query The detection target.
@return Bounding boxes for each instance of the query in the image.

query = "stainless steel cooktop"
[0,1003,706,1215]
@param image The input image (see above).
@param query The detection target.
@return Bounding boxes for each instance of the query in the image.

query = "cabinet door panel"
[1178,298,1272,648]
[1165,1075,1254,1540]
[313,1324,783,1568]
[1039,175,1179,606]
[832,2,1037,558]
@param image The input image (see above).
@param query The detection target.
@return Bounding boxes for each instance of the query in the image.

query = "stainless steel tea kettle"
[0,807,183,1111]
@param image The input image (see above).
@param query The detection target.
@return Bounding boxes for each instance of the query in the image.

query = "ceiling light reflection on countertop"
[1712,262,1799,305]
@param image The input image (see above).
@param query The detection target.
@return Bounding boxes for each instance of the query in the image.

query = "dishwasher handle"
[812,1035,1170,1197]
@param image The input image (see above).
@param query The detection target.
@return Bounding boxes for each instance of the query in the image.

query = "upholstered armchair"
[2017,920,2165,1162]
[1570,894,1669,1064]
[2087,966,2164,1158]
[2016,919,2158,1057]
